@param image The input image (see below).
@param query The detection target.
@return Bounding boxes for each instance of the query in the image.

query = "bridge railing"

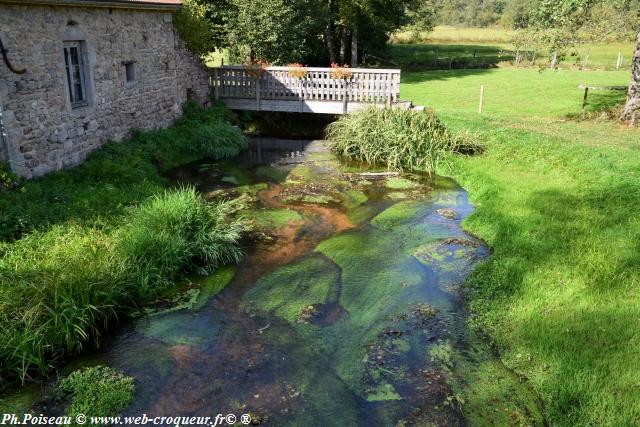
[212,66,401,107]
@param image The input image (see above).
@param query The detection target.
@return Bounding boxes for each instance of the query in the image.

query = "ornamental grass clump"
[326,107,481,173]
[116,187,246,294]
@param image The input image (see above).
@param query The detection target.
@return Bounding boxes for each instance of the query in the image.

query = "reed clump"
[326,107,481,173]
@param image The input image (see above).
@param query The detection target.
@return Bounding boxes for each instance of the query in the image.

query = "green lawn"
[400,66,640,425]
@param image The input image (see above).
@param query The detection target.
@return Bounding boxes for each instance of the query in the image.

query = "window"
[123,61,136,84]
[63,41,88,108]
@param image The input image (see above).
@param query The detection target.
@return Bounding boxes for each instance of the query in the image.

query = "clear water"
[19,139,496,425]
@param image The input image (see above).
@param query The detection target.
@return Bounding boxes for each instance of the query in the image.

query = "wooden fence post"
[582,86,589,116]
[479,85,484,114]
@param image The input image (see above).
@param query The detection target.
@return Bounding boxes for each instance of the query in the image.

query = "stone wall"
[0,3,211,178]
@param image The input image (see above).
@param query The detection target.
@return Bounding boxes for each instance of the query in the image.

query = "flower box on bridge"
[212,66,402,115]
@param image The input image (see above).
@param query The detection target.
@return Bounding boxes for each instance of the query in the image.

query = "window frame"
[122,61,136,86]
[63,41,89,109]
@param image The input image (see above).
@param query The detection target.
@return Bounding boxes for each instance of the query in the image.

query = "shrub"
[59,366,134,418]
[326,107,481,173]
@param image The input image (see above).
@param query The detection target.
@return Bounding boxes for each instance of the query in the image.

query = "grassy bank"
[0,103,247,385]
[402,66,640,425]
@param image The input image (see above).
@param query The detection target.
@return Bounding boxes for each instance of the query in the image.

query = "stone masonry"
[0,1,211,178]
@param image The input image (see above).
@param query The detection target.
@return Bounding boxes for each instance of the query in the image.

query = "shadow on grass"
[466,177,640,424]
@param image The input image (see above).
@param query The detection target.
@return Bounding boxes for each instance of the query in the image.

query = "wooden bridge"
[212,66,403,115]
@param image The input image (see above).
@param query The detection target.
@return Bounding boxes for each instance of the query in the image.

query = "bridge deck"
[212,66,401,114]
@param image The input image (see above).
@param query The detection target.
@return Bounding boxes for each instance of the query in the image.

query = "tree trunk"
[324,23,336,64]
[621,31,640,124]
[549,51,558,69]
[351,26,358,67]
[340,28,348,64]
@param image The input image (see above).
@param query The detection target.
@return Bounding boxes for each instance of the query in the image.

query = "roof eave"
[0,0,182,11]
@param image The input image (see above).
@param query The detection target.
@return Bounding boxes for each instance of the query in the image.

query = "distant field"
[390,26,635,71]
[401,68,630,118]
[391,25,515,44]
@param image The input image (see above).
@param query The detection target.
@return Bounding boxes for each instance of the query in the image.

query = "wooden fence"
[211,66,401,114]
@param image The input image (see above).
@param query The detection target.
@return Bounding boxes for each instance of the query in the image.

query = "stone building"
[0,0,211,178]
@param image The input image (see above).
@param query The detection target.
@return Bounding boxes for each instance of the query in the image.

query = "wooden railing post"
[256,76,261,111]
[213,69,219,101]
[342,79,349,114]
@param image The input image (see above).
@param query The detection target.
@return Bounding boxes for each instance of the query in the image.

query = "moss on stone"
[247,208,304,230]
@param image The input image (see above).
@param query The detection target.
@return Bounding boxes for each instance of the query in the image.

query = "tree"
[528,0,640,122]
[173,0,214,57]
[621,31,640,122]
[193,0,437,66]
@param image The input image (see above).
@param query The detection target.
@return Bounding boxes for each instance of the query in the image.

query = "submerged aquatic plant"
[326,107,482,173]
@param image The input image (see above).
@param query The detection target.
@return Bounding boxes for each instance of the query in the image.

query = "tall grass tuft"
[116,187,245,294]
[326,107,481,173]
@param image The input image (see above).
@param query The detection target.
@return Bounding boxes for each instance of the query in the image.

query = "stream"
[2,138,543,426]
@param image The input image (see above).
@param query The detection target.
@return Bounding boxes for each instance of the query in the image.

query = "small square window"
[123,61,136,84]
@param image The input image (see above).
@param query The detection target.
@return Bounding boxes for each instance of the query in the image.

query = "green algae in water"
[0,385,41,414]
[255,166,288,183]
[287,165,315,183]
[366,382,402,402]
[235,183,268,196]
[193,266,236,310]
[387,192,409,200]
[242,256,339,323]
[144,267,236,316]
[217,161,254,186]
[281,194,339,205]
[385,176,419,190]
[247,208,304,230]
[433,339,544,426]
[370,201,423,230]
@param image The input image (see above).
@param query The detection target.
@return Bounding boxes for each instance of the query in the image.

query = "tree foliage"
[173,0,214,57]
[192,0,438,65]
